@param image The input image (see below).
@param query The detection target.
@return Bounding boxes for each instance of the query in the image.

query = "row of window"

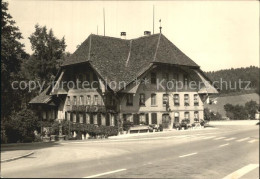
[150,72,189,85]
[73,72,99,88]
[42,110,57,120]
[67,95,102,106]
[67,95,116,106]
[123,111,200,125]
[126,93,199,106]
[65,112,117,126]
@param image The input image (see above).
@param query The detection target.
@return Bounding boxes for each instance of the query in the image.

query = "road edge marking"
[248,139,257,143]
[218,143,229,148]
[83,168,127,178]
[179,152,198,158]
[222,164,259,179]
[1,151,34,163]
[214,137,226,140]
[225,137,236,141]
[236,137,249,142]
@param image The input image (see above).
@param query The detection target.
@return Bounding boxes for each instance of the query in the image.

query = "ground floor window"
[151,113,157,124]
[110,114,114,126]
[93,114,98,124]
[86,113,90,124]
[73,113,77,123]
[194,111,199,122]
[124,114,133,122]
[101,114,106,125]
[139,114,146,124]
[79,113,83,123]
[174,112,179,123]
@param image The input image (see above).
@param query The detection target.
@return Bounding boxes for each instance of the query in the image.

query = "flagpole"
[153,5,154,34]
[103,8,105,36]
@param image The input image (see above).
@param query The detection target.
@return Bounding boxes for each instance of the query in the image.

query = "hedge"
[51,120,118,138]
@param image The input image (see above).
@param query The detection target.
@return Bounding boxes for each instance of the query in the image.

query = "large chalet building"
[30,33,218,133]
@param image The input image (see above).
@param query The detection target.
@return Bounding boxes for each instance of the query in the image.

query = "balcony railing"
[66,105,117,113]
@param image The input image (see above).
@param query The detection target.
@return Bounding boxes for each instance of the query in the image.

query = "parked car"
[222,117,230,120]
[180,119,190,129]
[148,124,161,132]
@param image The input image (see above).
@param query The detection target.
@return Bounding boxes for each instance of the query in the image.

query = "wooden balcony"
[66,104,117,113]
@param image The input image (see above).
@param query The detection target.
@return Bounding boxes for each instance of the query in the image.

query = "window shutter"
[76,112,79,123]
[133,114,138,125]
[146,113,149,125]
[65,112,67,120]
[83,113,86,123]
[90,113,93,124]
[106,114,110,126]
[97,113,102,126]
[114,114,118,126]
[70,113,72,122]
[136,114,140,125]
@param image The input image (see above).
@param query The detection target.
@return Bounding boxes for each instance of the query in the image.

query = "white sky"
[7,0,259,71]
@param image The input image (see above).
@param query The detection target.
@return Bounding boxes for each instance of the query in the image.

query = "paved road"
[1,125,259,178]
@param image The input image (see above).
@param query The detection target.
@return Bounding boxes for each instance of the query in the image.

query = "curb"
[1,151,34,163]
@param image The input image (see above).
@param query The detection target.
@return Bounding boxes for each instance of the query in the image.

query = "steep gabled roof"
[29,86,52,104]
[154,34,199,67]
[62,33,200,91]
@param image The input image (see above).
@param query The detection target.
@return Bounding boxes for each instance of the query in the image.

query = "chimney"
[144,31,151,36]
[121,32,126,39]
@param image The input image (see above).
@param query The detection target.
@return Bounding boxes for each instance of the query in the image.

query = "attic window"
[79,96,84,105]
[73,96,77,105]
[126,94,133,106]
[139,93,145,106]
[67,96,71,106]
[194,94,199,106]
[151,72,157,84]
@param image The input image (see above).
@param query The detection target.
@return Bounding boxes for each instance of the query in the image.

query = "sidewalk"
[1,150,34,163]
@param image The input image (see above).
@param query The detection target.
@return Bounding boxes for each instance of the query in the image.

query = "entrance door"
[162,114,171,129]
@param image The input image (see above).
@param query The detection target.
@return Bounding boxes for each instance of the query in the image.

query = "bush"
[173,122,181,130]
[204,107,222,121]
[211,112,222,121]
[23,136,34,143]
[245,100,259,119]
[224,102,256,120]
[53,121,119,139]
[4,109,39,143]
[200,119,207,126]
